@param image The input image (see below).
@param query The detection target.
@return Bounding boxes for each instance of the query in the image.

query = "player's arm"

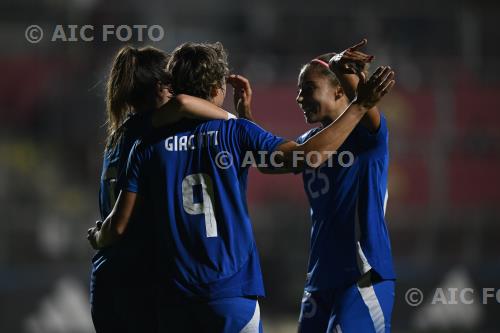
[227,70,393,174]
[227,75,300,174]
[239,67,394,173]
[328,39,381,132]
[251,91,379,174]
[87,190,137,249]
[88,141,148,250]
[152,94,235,128]
[227,75,299,174]
[275,66,395,169]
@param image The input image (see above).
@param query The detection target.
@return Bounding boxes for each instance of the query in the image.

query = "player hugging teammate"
[87,39,395,333]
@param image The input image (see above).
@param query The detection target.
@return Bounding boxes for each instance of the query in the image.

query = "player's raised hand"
[356,66,395,109]
[226,74,254,121]
[329,38,374,75]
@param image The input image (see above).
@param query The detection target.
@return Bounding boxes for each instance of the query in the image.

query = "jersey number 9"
[182,173,218,237]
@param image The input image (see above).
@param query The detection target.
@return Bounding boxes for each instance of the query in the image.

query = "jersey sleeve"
[356,113,388,153]
[295,128,318,145]
[235,119,285,153]
[124,140,151,193]
[292,128,319,174]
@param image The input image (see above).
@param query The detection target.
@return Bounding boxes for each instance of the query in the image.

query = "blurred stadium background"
[1,0,499,332]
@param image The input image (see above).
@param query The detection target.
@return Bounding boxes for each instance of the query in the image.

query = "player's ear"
[334,85,344,100]
[156,81,170,96]
[156,81,171,105]
[209,84,219,99]
[156,81,163,96]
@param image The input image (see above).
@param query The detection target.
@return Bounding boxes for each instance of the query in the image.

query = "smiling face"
[296,64,348,125]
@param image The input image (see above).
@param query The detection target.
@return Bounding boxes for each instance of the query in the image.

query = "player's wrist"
[237,108,254,121]
[351,96,371,113]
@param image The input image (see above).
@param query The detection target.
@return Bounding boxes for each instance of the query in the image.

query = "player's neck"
[320,101,350,128]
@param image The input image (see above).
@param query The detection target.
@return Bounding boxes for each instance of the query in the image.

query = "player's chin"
[304,113,317,124]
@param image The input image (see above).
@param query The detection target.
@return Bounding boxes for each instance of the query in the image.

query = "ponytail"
[105,45,170,148]
[105,46,137,147]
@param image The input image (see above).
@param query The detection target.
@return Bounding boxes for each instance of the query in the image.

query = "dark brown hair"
[166,42,229,100]
[105,45,169,148]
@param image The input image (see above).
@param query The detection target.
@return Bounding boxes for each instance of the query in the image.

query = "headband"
[310,58,329,68]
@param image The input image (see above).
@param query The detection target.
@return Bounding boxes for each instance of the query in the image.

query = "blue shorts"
[90,253,155,333]
[158,296,263,333]
[298,272,395,333]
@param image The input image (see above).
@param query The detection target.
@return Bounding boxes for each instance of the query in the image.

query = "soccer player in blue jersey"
[295,43,395,333]
[235,40,396,333]
[88,41,394,332]
[91,45,235,333]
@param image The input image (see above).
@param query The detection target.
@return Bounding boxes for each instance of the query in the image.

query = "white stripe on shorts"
[240,301,260,333]
[357,283,386,333]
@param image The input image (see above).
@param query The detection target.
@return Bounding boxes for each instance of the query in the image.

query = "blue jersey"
[91,112,156,332]
[296,114,395,291]
[93,112,152,276]
[99,113,150,219]
[125,118,284,300]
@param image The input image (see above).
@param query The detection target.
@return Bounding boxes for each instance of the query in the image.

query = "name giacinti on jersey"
[164,131,219,151]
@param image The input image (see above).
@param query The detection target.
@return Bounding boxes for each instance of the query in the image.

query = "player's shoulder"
[232,118,270,133]
[234,118,254,125]
[130,136,156,154]
[120,112,152,148]
[123,111,150,131]
[205,118,252,126]
[199,118,260,132]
